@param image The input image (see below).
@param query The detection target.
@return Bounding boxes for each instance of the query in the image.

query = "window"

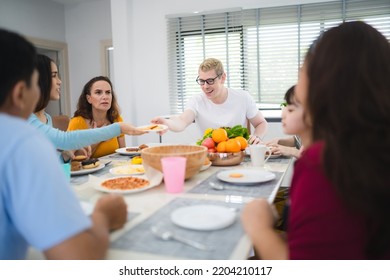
[167,0,390,114]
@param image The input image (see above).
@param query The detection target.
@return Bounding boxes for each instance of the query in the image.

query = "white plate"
[170,205,236,231]
[94,175,158,194]
[200,162,212,171]
[115,147,141,156]
[71,163,105,176]
[109,165,145,175]
[137,124,168,132]
[266,153,282,159]
[217,169,276,185]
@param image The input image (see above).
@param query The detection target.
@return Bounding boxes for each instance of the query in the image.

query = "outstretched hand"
[151,117,169,135]
[120,123,148,136]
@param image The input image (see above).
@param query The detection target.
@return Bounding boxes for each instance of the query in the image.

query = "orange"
[235,136,248,150]
[216,141,227,153]
[225,138,241,153]
[212,128,228,143]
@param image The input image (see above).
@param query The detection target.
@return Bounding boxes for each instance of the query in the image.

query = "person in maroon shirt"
[241,21,390,259]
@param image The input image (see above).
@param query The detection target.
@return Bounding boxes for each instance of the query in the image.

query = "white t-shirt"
[185,88,261,134]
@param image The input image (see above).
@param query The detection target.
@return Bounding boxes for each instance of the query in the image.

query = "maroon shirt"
[288,142,382,259]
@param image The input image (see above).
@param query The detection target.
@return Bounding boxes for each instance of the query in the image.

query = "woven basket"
[141,145,207,179]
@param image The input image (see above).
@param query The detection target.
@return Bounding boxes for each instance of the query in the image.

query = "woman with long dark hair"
[241,21,390,259]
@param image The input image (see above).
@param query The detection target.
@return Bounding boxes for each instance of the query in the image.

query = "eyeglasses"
[196,74,221,85]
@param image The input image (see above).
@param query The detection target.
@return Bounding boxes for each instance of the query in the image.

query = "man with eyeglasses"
[151,58,268,143]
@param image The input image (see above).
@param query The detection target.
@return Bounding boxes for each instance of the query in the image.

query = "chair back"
[52,115,70,131]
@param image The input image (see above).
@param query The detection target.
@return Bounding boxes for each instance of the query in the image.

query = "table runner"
[267,156,291,164]
[111,197,245,260]
[189,170,283,198]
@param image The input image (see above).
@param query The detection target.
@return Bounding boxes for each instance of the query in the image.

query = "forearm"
[49,123,121,150]
[83,212,112,257]
[249,228,288,260]
[44,213,110,259]
[290,148,301,158]
[281,146,300,158]
[165,116,189,132]
[253,121,268,139]
[278,137,295,147]
[242,199,288,260]
[118,136,126,148]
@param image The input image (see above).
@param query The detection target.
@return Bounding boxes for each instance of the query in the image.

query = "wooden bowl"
[208,151,245,166]
[141,145,207,179]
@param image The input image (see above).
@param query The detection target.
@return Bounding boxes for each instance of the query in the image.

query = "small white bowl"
[109,165,145,176]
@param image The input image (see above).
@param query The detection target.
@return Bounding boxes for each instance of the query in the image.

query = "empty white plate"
[170,205,236,231]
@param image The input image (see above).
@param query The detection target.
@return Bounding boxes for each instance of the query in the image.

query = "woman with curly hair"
[68,76,127,158]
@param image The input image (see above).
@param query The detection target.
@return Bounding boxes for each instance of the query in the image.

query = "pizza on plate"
[101,176,149,190]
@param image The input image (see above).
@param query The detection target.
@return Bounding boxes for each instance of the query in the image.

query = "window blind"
[167,0,390,114]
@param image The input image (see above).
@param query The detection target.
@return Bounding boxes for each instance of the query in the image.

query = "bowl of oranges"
[198,126,248,166]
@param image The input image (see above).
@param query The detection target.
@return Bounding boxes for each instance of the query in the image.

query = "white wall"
[0,0,111,118]
[0,0,65,41]
[64,0,112,112]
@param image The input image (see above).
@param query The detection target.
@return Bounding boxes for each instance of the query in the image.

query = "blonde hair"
[198,58,224,75]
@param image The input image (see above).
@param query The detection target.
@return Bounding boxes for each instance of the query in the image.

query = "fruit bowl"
[141,145,207,180]
[208,151,245,166]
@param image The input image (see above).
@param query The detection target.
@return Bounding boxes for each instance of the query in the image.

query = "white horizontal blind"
[243,6,300,104]
[167,12,243,114]
[167,0,390,114]
[299,1,343,63]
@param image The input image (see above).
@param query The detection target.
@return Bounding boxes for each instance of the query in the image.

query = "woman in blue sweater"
[28,54,145,162]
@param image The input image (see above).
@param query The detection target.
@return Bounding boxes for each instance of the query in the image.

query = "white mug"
[249,144,272,167]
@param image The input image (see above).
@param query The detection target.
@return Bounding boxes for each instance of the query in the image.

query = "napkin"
[142,162,164,186]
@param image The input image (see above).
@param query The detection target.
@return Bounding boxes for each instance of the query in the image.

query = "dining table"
[28,144,293,260]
